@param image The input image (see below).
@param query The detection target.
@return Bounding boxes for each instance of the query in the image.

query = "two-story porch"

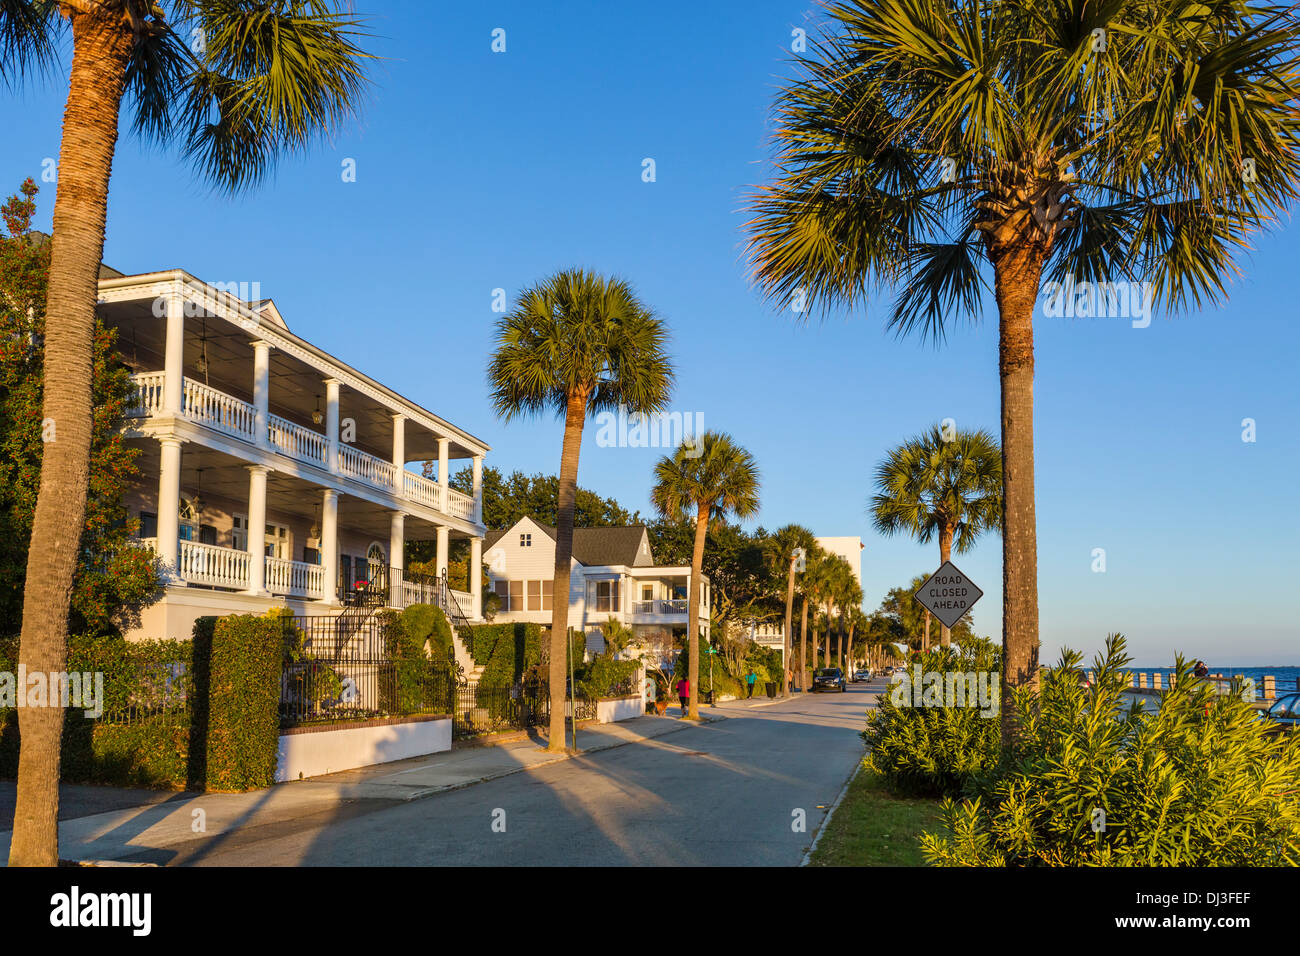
[99,270,489,641]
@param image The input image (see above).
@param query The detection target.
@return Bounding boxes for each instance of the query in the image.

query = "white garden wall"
[596,695,643,724]
[276,715,452,782]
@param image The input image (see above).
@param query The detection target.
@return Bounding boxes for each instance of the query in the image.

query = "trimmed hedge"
[466,622,545,688]
[400,603,454,661]
[193,614,286,792]
[0,613,286,792]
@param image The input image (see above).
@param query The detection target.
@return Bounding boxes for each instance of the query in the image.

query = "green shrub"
[921,635,1300,866]
[466,622,545,690]
[862,643,1001,797]
[575,657,641,699]
[193,613,285,792]
[400,603,454,661]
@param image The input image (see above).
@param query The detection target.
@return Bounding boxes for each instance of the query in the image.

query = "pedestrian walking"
[746,671,757,698]
[675,676,690,717]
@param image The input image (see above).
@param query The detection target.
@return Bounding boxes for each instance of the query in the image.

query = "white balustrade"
[127,372,166,416]
[182,377,256,439]
[446,487,475,520]
[268,413,326,466]
[265,555,324,599]
[337,443,396,490]
[403,470,439,507]
[178,539,250,590]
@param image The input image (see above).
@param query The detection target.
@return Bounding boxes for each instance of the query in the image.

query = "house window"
[232,514,248,552]
[595,580,620,613]
[178,497,198,542]
[265,523,291,560]
[509,580,523,611]
[641,584,654,601]
[199,524,217,546]
[520,533,531,547]
[527,580,541,612]
[542,579,553,611]
[303,546,320,565]
[139,511,157,539]
[494,580,510,611]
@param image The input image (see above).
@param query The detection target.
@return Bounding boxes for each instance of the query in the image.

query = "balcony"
[138,538,470,611]
[128,372,477,522]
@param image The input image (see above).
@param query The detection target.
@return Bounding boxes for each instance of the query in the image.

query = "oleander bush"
[921,635,1300,866]
[862,642,1002,797]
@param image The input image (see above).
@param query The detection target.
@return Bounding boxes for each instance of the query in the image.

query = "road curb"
[800,756,863,866]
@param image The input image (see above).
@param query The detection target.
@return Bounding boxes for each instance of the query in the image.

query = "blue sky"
[2,0,1297,665]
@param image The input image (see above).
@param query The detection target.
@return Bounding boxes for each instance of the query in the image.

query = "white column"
[163,290,185,414]
[324,378,340,473]
[437,437,450,512]
[319,489,339,605]
[470,535,482,620]
[156,437,183,580]
[472,453,484,523]
[390,511,406,584]
[251,340,271,448]
[436,525,449,578]
[392,413,406,497]
[245,465,268,595]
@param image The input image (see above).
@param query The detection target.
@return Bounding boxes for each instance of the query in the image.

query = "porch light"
[312,395,323,425]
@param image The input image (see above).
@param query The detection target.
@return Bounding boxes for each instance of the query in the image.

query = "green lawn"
[807,765,941,866]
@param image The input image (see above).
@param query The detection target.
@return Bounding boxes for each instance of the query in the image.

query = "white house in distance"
[101,267,490,641]
[483,516,710,653]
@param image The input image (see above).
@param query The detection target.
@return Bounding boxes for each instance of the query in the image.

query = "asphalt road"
[179,680,881,866]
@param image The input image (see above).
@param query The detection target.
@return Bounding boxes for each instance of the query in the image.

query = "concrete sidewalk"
[0,694,791,865]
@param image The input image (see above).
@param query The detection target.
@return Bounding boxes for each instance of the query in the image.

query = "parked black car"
[812,668,846,693]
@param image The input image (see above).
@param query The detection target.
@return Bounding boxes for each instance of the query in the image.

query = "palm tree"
[871,425,1002,647]
[745,0,1298,742]
[766,523,816,696]
[0,0,371,867]
[651,431,759,720]
[489,269,673,751]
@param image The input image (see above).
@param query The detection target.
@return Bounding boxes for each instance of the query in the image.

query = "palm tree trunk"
[992,247,1043,747]
[799,595,808,692]
[783,559,795,697]
[686,506,708,719]
[939,523,954,647]
[822,603,831,668]
[923,610,931,653]
[8,8,133,869]
[547,388,589,752]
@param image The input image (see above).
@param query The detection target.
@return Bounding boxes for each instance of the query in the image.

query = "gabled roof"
[485,517,655,567]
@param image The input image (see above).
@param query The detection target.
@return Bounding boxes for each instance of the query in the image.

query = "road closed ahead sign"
[914,561,983,630]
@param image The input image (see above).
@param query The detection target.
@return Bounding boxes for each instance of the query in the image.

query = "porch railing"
[265,555,325,599]
[183,377,257,439]
[127,371,483,523]
[178,538,252,590]
[268,412,327,466]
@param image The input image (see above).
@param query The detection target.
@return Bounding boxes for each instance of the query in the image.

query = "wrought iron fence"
[281,615,455,728]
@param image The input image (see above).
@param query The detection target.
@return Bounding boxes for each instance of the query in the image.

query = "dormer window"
[521,533,532,547]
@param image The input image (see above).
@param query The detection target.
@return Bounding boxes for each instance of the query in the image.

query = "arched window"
[366,542,386,577]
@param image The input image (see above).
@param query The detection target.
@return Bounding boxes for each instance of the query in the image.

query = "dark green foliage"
[467,622,544,688]
[447,464,642,530]
[574,657,641,699]
[922,636,1300,866]
[863,643,1002,797]
[400,603,454,661]
[193,614,285,792]
[0,179,159,636]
